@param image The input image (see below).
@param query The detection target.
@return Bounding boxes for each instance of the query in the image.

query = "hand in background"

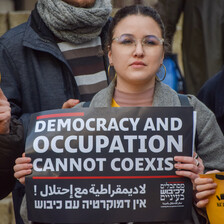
[14,153,32,185]
[0,88,11,134]
[62,99,80,109]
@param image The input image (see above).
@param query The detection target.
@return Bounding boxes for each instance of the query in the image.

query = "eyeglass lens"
[116,34,163,46]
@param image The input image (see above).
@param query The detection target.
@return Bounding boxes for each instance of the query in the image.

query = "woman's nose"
[133,41,144,57]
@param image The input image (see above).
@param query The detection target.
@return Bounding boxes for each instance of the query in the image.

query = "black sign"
[25,107,194,223]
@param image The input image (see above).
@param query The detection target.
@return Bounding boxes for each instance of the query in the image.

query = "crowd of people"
[0,0,223,224]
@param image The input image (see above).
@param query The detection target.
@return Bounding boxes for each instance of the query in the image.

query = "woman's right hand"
[14,153,33,185]
[195,170,220,208]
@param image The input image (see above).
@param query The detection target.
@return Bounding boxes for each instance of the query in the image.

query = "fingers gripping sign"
[174,152,204,189]
[0,88,11,134]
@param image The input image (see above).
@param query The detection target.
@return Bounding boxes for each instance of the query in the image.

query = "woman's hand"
[194,170,220,208]
[0,88,11,134]
[174,152,204,188]
[14,153,32,185]
[62,99,80,109]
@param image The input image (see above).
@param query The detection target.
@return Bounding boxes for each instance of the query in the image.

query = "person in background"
[195,68,224,213]
[0,0,113,223]
[14,4,224,223]
[197,67,224,134]
[155,0,224,95]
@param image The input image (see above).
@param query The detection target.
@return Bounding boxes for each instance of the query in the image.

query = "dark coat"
[0,118,24,199]
[197,67,224,134]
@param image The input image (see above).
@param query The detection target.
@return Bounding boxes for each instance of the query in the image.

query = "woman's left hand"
[174,152,204,189]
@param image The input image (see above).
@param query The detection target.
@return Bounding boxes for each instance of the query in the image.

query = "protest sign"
[25,107,194,223]
[200,172,224,224]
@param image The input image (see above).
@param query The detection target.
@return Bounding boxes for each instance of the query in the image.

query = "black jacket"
[197,67,224,134]
[0,118,24,199]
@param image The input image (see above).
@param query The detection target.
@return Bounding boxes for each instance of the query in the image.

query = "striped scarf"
[58,37,108,101]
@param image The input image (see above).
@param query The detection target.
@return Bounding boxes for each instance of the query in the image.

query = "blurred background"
[0,0,182,223]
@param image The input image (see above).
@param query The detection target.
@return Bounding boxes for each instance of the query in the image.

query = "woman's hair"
[106,4,169,53]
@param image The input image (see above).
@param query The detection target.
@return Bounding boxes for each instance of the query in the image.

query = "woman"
[14,5,224,224]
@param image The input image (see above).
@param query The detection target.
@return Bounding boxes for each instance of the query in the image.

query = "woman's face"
[62,0,96,7]
[108,15,164,93]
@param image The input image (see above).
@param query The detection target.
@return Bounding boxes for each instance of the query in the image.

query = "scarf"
[37,0,112,44]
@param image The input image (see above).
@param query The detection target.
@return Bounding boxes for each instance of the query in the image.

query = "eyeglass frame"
[111,34,164,48]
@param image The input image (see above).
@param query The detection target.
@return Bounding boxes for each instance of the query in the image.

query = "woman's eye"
[144,36,162,46]
[144,40,157,46]
[121,39,134,45]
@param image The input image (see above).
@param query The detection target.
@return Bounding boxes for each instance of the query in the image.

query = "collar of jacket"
[22,13,68,65]
[89,79,184,108]
[30,4,56,43]
[21,5,75,78]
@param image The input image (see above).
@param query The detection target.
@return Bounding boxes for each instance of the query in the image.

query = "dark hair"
[106,4,169,53]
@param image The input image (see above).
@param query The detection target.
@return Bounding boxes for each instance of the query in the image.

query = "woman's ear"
[108,48,113,65]
[160,50,165,65]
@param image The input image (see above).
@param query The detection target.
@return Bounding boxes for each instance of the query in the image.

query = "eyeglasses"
[112,34,164,49]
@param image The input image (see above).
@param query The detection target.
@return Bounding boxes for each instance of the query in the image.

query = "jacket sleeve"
[197,71,224,134]
[0,41,23,119]
[0,118,24,199]
[0,39,34,199]
[189,95,224,172]
[155,0,185,48]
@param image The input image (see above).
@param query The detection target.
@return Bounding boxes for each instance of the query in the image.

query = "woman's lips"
[130,61,146,68]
